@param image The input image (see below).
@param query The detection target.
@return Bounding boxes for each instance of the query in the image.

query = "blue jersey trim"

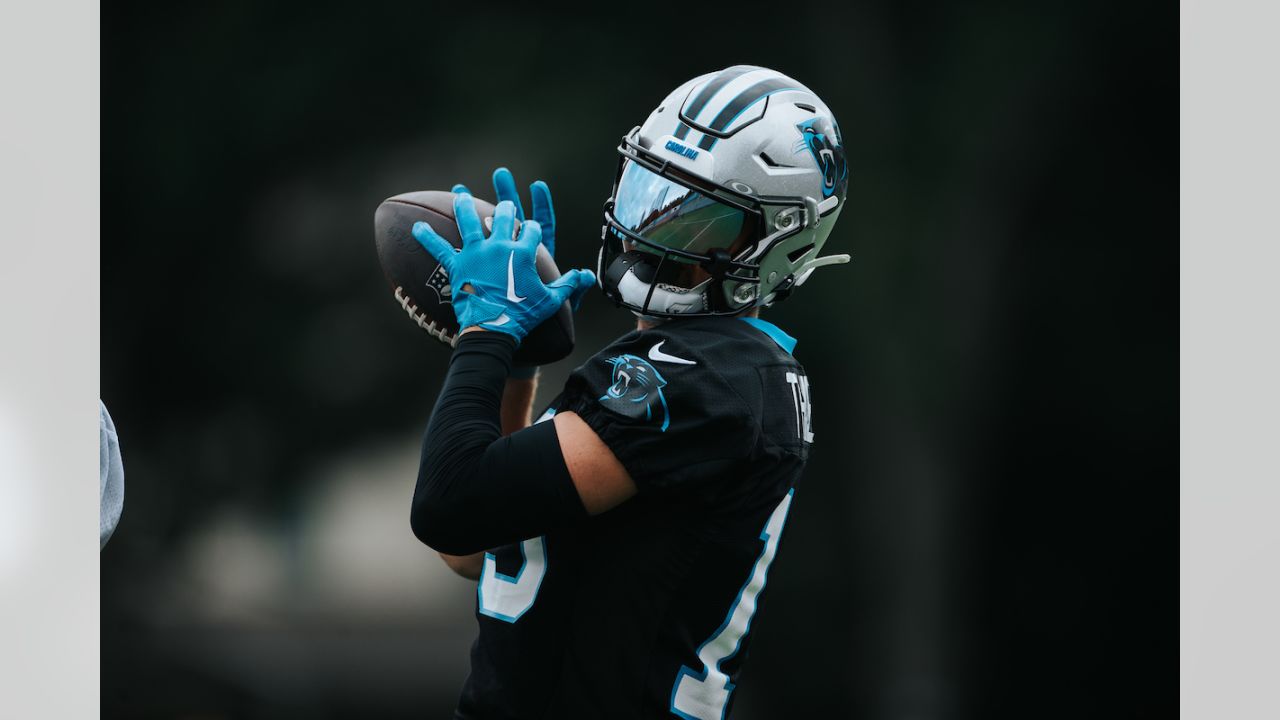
[740,317,796,355]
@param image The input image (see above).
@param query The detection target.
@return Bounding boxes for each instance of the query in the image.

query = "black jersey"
[455,316,815,720]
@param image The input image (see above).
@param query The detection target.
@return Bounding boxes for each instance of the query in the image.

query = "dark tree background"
[102,1,1175,718]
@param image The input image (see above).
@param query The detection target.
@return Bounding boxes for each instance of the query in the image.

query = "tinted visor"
[611,159,758,258]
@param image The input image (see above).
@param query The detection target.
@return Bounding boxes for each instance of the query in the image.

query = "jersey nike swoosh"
[506,252,526,303]
[648,340,697,365]
[488,313,511,326]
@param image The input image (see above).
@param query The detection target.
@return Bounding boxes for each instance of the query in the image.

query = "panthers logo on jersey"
[599,354,671,431]
[794,116,848,199]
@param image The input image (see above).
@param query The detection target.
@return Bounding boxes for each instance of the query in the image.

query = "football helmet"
[599,65,851,318]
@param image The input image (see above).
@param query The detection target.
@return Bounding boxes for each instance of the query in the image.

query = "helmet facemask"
[599,131,810,319]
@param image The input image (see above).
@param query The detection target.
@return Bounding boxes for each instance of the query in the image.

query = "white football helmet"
[599,65,851,318]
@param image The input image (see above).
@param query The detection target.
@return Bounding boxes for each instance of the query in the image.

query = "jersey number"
[670,489,795,720]
[478,536,547,623]
[477,409,555,623]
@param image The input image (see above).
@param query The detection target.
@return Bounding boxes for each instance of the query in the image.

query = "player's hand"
[412,193,594,343]
[451,167,557,258]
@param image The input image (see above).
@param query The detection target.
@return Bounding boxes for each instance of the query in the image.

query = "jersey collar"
[740,317,797,355]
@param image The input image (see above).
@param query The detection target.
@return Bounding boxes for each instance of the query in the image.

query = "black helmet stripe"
[696,77,800,150]
[675,66,755,140]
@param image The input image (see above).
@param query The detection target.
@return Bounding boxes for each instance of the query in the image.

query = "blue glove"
[452,167,556,258]
[412,193,594,343]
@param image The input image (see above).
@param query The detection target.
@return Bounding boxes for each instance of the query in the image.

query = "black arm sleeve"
[410,332,587,555]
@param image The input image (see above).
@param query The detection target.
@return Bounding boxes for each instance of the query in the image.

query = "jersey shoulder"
[663,317,810,439]
[554,320,788,491]
[657,316,804,389]
[671,318,813,458]
[567,317,798,423]
[559,318,811,467]
[559,319,755,436]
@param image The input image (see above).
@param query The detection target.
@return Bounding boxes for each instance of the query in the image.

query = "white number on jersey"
[670,489,795,720]
[478,536,547,623]
[477,408,556,623]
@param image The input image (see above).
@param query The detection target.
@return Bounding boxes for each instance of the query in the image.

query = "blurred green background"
[102,1,1175,718]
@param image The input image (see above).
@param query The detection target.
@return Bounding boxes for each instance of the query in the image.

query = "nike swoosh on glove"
[412,193,595,343]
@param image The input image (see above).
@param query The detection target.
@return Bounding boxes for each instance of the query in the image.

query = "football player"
[410,65,850,720]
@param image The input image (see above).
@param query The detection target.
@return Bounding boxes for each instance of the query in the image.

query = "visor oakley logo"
[664,140,699,160]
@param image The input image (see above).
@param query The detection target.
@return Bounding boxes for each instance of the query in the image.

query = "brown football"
[373,190,575,366]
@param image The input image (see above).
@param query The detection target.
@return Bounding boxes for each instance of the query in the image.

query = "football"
[373,190,576,366]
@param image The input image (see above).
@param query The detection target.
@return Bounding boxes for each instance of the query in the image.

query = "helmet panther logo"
[794,116,849,199]
[599,354,671,432]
